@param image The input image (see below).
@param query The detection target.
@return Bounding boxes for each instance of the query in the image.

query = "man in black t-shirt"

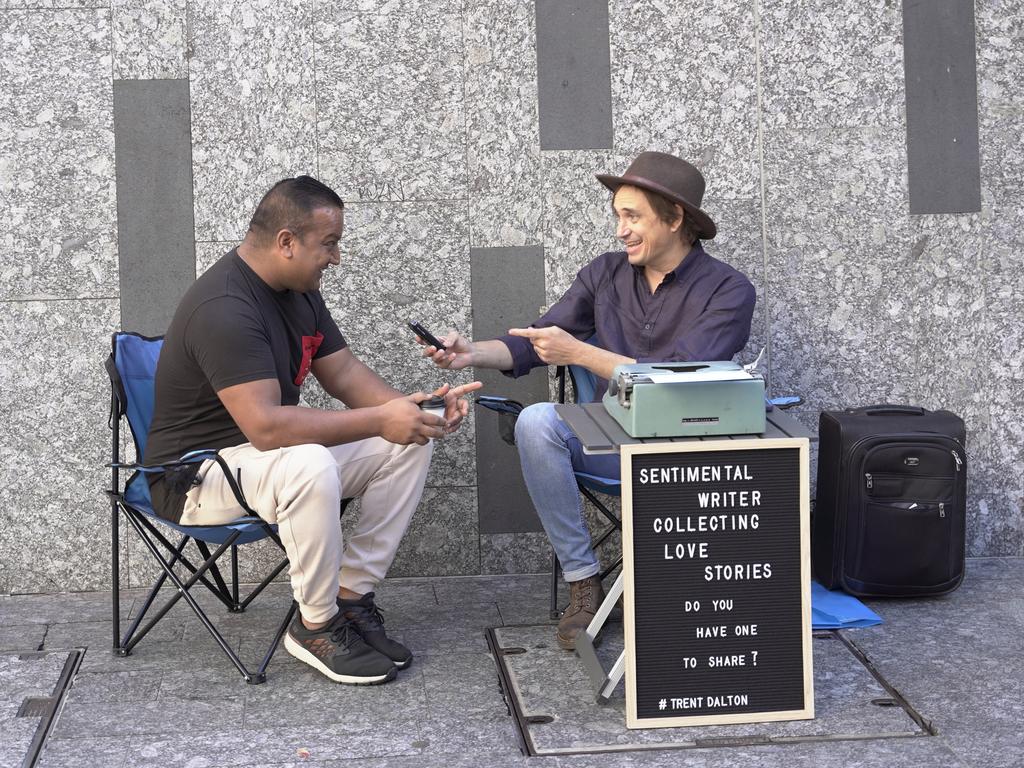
[145,176,480,685]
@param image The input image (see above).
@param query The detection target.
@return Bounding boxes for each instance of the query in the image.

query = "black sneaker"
[338,592,413,669]
[284,611,397,684]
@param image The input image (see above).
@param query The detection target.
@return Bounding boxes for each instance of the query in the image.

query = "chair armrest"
[475,395,524,447]
[107,450,256,516]
[475,395,524,415]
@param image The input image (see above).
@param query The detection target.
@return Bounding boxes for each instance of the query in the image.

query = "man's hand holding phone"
[411,321,474,370]
[407,321,446,351]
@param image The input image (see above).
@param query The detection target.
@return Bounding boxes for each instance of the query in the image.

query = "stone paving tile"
[65,669,161,704]
[69,630,243,676]
[350,755,532,768]
[156,662,267,700]
[496,592,563,627]
[430,576,503,603]
[0,623,46,652]
[388,599,502,631]
[44,616,186,651]
[398,626,491,654]
[36,736,130,768]
[0,701,42,762]
[547,736,966,767]
[420,651,507,719]
[126,721,426,766]
[0,738,36,768]
[0,591,133,626]
[436,572,567,626]
[49,695,246,740]
[4,562,1020,768]
[417,650,520,755]
[242,661,428,730]
[941,723,1024,768]
[0,651,70,701]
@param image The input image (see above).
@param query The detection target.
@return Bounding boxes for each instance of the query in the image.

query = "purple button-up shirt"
[497,243,755,402]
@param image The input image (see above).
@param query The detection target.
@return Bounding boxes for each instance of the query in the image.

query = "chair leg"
[111,496,121,652]
[550,550,562,620]
[253,600,299,685]
[231,545,240,607]
[237,526,290,609]
[120,534,189,652]
[195,540,238,611]
[122,513,259,682]
[239,556,289,611]
[134,513,237,609]
[580,486,621,530]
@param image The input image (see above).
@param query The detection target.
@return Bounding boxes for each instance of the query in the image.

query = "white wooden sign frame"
[621,437,814,729]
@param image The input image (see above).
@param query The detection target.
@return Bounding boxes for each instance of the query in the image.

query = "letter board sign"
[621,438,813,728]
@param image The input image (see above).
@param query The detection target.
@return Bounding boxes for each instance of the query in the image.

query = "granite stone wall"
[1,0,1020,593]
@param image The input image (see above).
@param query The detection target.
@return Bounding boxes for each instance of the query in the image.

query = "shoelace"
[345,602,387,633]
[328,617,363,648]
[570,580,594,612]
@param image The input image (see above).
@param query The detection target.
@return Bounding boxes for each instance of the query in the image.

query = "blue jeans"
[514,403,620,582]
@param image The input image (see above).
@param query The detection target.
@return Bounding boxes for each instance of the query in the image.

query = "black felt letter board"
[623,442,813,728]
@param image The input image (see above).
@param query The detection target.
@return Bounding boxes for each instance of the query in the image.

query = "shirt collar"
[630,241,707,285]
[671,241,707,282]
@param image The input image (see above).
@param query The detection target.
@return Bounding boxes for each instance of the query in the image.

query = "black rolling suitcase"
[813,404,967,597]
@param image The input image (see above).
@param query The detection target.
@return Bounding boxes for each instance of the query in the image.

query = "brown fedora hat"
[597,151,717,239]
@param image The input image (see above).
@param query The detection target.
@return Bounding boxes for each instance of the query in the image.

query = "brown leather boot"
[556,576,605,650]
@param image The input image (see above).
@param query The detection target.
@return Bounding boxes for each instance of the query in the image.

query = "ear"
[671,204,685,233]
[276,228,296,255]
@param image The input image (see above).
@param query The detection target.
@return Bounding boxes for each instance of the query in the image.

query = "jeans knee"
[514,402,558,452]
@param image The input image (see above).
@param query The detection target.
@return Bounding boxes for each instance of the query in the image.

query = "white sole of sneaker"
[284,634,397,684]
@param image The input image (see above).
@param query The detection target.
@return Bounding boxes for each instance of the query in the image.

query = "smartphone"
[407,320,446,351]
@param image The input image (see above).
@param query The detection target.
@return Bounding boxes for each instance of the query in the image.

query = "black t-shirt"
[143,249,346,521]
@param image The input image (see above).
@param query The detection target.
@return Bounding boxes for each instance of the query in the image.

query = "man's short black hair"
[248,175,344,244]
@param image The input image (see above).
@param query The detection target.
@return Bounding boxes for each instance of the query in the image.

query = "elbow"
[241,419,282,453]
[249,435,278,452]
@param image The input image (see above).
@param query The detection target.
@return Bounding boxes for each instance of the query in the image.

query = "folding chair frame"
[106,331,297,685]
[547,365,622,619]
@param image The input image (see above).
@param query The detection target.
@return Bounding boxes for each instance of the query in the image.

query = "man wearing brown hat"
[423,152,755,649]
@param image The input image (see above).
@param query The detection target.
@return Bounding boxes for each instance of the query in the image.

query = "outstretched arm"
[418,331,514,371]
[507,326,634,380]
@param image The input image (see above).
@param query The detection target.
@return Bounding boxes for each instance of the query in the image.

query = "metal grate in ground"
[488,624,934,757]
[0,649,83,768]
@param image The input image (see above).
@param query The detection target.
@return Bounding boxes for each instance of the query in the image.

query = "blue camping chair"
[105,331,297,684]
[478,356,622,620]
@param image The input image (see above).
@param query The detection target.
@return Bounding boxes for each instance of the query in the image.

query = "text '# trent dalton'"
[638,463,771,582]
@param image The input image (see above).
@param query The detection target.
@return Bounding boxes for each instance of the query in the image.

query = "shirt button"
[644,324,651,330]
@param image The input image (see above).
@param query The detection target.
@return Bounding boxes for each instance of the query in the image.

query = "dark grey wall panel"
[113,79,196,335]
[902,0,981,214]
[535,0,614,150]
[472,246,550,534]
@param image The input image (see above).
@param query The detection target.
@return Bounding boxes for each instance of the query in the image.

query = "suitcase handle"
[861,404,925,416]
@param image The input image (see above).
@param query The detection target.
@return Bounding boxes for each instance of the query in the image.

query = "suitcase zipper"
[939,502,945,518]
[952,450,962,471]
[865,473,873,490]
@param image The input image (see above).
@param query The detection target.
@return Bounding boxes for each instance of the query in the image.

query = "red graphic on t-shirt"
[295,332,324,386]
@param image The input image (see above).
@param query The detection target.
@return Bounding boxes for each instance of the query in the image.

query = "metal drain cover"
[0,650,82,768]
[488,626,932,757]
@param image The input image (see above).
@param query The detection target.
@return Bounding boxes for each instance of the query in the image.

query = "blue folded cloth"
[811,580,883,629]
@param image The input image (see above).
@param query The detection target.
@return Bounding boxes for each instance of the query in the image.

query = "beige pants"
[180,438,432,624]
